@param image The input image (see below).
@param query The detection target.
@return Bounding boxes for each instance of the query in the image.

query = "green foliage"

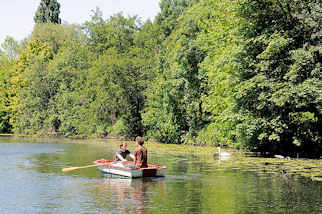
[236,0,322,157]
[0,38,21,133]
[46,41,92,137]
[195,0,242,147]
[143,2,208,144]
[86,52,135,136]
[83,10,140,56]
[34,0,61,24]
[32,23,81,53]
[1,0,320,158]
[143,0,242,146]
[155,0,200,39]
[12,25,86,136]
[12,40,55,134]
[0,51,14,132]
[82,13,154,138]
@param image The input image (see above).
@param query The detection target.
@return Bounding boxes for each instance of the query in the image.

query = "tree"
[0,52,13,133]
[12,24,83,135]
[11,40,54,134]
[195,0,242,147]
[236,0,321,157]
[0,36,22,60]
[143,2,208,144]
[83,10,140,57]
[45,40,92,137]
[0,37,24,133]
[82,12,157,139]
[32,23,80,53]
[155,0,199,39]
[34,0,61,24]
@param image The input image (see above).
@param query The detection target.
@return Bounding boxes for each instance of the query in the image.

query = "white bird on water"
[213,146,231,160]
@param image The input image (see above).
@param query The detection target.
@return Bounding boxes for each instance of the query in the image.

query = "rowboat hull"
[94,160,167,178]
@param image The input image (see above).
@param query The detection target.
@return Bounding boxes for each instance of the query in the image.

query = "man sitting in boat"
[134,136,148,169]
[115,142,135,163]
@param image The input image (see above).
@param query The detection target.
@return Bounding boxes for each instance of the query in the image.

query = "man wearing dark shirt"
[115,142,134,162]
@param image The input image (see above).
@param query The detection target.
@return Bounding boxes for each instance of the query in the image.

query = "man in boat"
[133,136,148,169]
[115,142,135,162]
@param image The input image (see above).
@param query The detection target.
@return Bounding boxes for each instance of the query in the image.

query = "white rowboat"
[94,160,167,178]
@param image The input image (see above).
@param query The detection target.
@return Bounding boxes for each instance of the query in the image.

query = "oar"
[62,164,104,172]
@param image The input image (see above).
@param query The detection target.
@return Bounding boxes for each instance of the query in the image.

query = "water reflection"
[88,177,165,214]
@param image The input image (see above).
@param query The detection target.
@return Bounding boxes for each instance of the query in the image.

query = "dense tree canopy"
[0,0,320,157]
[143,2,208,144]
[235,0,321,157]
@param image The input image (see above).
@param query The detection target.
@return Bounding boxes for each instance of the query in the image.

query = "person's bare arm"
[129,154,135,160]
[116,154,126,162]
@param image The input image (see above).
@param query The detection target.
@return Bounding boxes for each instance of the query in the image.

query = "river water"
[0,137,321,214]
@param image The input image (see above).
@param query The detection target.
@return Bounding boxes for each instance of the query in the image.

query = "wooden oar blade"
[62,167,79,172]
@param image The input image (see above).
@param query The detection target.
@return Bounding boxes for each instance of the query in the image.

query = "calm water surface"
[0,137,321,214]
